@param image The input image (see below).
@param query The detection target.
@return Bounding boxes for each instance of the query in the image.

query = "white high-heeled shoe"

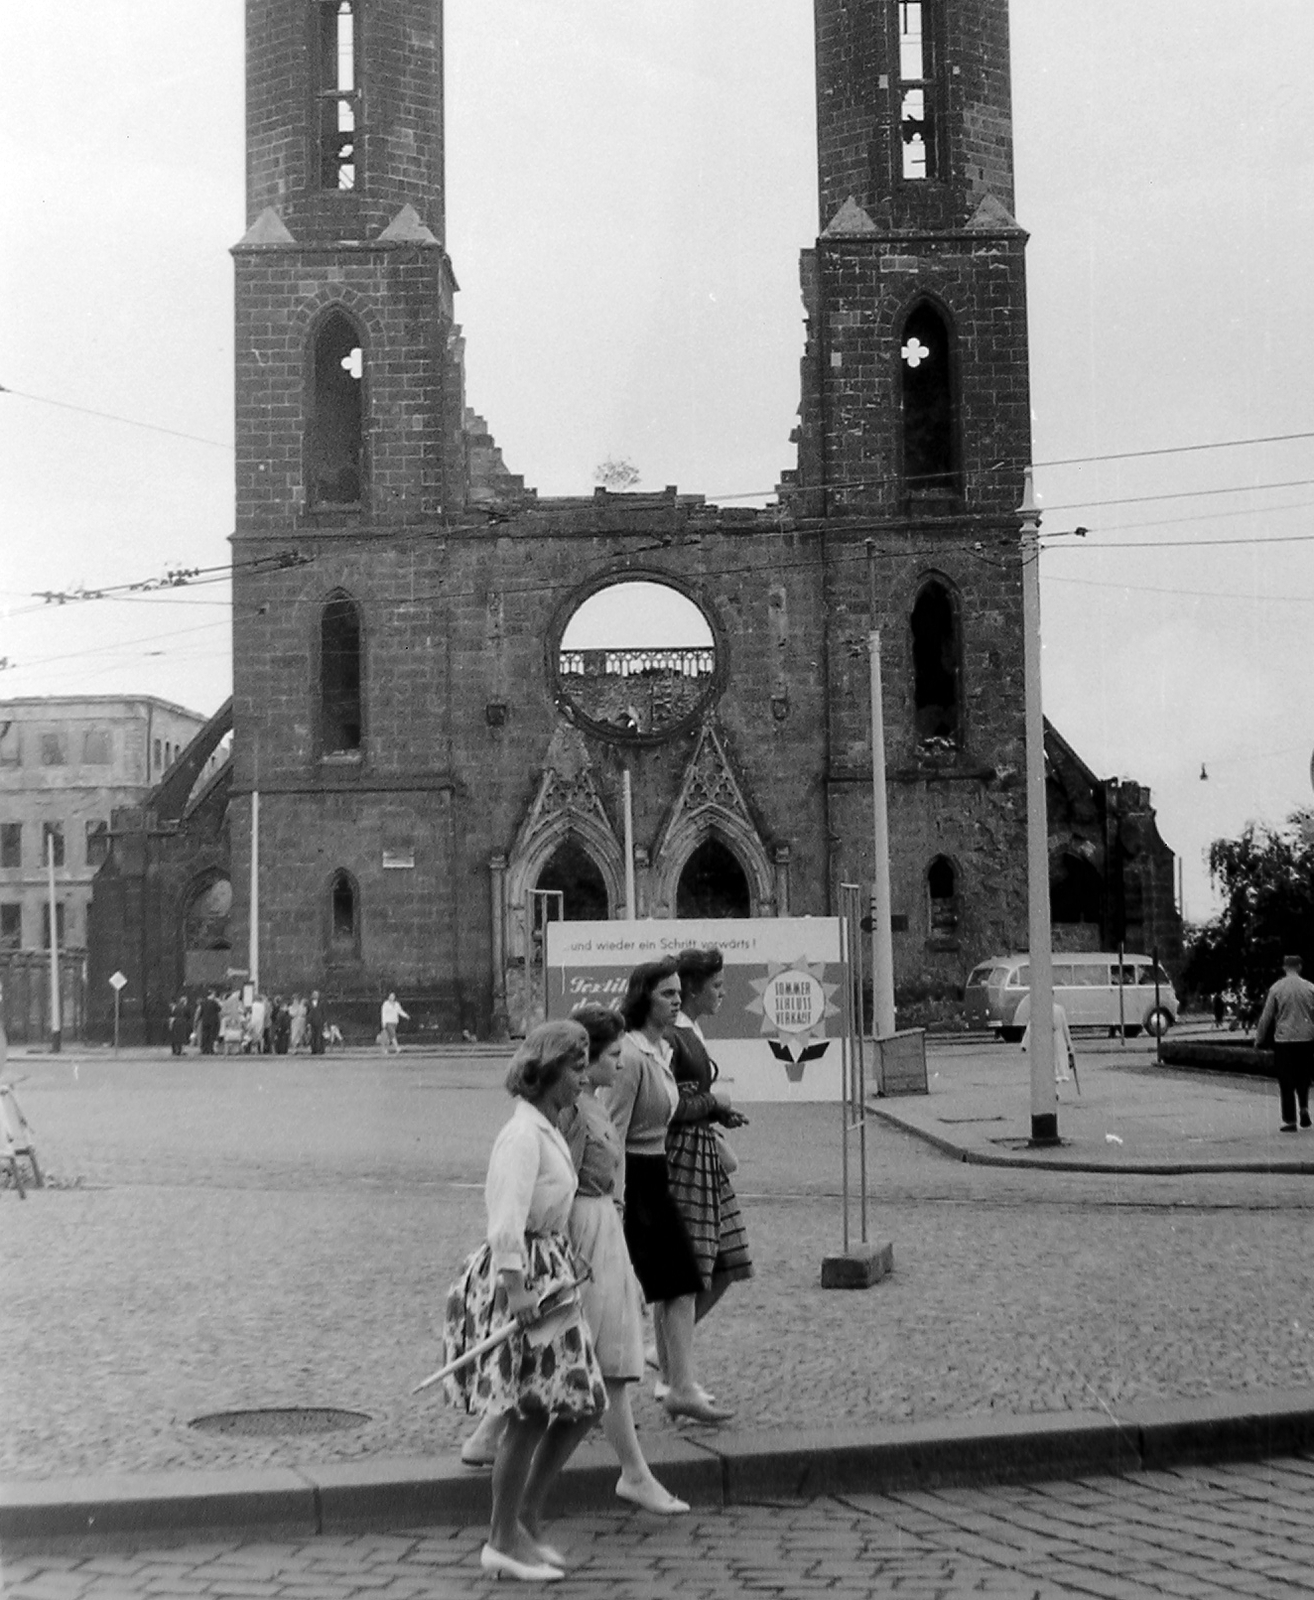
[479,1543,563,1582]
[615,1475,690,1515]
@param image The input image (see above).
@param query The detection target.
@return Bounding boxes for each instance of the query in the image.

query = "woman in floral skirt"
[441,1021,607,1582]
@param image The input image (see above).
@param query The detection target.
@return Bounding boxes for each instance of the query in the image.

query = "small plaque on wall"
[382,850,415,870]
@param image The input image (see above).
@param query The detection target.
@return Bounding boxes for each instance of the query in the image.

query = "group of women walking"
[438,948,752,1583]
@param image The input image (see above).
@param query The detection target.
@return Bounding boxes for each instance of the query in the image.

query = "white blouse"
[484,1098,579,1274]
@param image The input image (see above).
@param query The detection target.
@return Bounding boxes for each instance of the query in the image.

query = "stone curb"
[4,1391,1312,1545]
[870,1104,1314,1176]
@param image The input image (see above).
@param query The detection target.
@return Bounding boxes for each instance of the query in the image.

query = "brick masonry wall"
[233,242,460,527]
[229,492,1030,1027]
[802,233,1031,518]
[245,0,445,243]
[814,0,1016,231]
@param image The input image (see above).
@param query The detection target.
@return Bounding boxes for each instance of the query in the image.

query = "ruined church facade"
[90,1,1182,1041]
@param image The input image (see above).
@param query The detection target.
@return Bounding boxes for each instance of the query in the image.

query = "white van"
[964,953,1178,1041]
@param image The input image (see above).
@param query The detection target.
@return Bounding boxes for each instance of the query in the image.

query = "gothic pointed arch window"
[900,301,960,504]
[677,837,751,920]
[328,867,361,959]
[926,855,959,940]
[910,577,960,745]
[320,590,364,756]
[308,308,366,508]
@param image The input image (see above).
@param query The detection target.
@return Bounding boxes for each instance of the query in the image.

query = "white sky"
[4,1,1314,927]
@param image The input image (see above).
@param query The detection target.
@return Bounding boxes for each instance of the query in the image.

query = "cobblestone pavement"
[4,1456,1313,1597]
[2,1047,1313,1482]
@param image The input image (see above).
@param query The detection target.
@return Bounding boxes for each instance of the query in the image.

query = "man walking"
[307,991,325,1056]
[198,990,221,1056]
[1255,955,1314,1132]
[380,991,408,1054]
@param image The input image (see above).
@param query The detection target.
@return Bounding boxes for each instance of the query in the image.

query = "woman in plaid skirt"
[666,947,753,1340]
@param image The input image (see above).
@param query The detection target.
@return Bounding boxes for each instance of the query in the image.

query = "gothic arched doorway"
[535,837,609,923]
[676,838,751,919]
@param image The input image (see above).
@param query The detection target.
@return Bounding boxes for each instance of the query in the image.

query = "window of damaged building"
[926,854,959,944]
[329,868,361,959]
[897,2,939,180]
[315,0,360,191]
[308,311,366,508]
[900,301,960,505]
[910,579,960,746]
[320,591,364,755]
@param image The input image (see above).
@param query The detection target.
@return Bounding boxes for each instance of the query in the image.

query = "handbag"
[711,1125,738,1174]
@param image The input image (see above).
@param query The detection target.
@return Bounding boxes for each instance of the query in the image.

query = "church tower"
[789,0,1034,992]
[234,0,462,532]
[229,1,474,1030]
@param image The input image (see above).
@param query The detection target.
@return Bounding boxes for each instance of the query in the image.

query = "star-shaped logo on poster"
[747,957,840,1081]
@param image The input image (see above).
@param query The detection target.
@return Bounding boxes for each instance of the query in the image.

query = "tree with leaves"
[594,458,640,491]
[1184,809,1314,1023]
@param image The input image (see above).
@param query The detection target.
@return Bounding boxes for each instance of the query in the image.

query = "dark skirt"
[621,1152,703,1304]
[666,1122,754,1291]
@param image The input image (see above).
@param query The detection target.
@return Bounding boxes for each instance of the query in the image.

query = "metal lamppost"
[1020,469,1057,1142]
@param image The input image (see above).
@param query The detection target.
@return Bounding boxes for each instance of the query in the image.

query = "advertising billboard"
[544,917,848,1102]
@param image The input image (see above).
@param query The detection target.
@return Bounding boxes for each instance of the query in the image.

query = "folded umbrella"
[412,1273,590,1395]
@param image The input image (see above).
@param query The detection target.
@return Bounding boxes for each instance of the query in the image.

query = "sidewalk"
[5,1390,1314,1543]
[874,1030,1314,1174]
[3,1037,1312,1549]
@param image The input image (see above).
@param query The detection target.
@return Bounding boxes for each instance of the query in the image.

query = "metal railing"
[558,647,715,680]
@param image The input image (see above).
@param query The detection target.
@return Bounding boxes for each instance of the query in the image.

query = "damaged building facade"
[90,0,1180,1042]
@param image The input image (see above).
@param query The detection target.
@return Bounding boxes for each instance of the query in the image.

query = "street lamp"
[1020,468,1057,1143]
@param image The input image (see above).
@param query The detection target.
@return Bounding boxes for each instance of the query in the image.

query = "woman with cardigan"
[606,958,733,1424]
[441,1021,607,1581]
[561,1003,690,1510]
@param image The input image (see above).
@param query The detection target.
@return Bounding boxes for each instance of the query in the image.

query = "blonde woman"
[441,1021,607,1582]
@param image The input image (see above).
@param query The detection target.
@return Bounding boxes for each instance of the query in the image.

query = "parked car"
[964,953,1178,1041]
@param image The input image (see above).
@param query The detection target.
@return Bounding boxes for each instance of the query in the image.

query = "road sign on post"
[109,970,127,1055]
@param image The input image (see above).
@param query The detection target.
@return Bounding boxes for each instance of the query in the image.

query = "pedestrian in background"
[218,989,243,1055]
[440,1020,606,1582]
[272,996,291,1055]
[169,994,192,1057]
[1019,996,1078,1090]
[198,990,221,1056]
[246,991,268,1054]
[289,994,307,1053]
[1255,955,1314,1132]
[380,991,408,1053]
[307,990,325,1055]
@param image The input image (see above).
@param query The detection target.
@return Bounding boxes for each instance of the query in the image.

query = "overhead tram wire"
[15,511,1314,626]
[10,416,1314,613]
[1046,574,1314,605]
[10,548,311,619]
[6,381,1313,494]
[15,472,1314,624]
[0,384,233,451]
